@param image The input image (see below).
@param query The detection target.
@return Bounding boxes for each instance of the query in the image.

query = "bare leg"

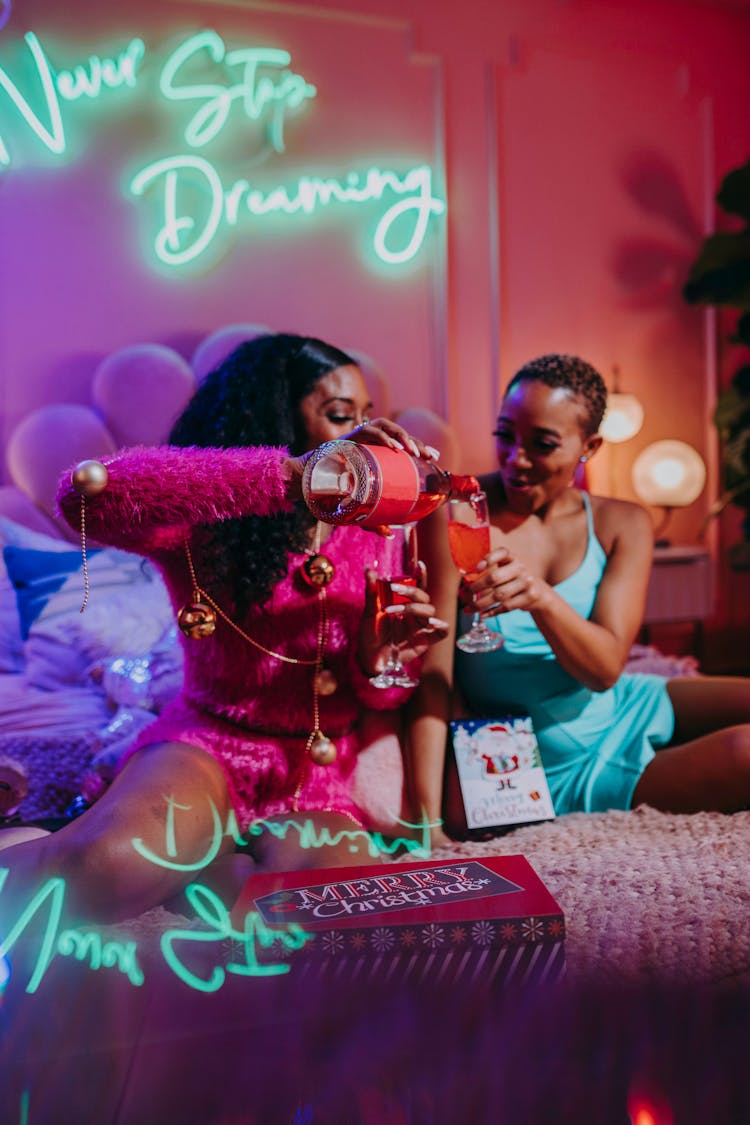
[0,741,236,925]
[632,676,750,813]
[0,826,50,852]
[666,676,750,741]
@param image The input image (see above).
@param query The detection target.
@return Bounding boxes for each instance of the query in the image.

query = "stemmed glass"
[448,492,504,653]
[370,523,420,689]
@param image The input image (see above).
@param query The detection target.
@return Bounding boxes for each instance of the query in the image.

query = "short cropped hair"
[505,354,608,436]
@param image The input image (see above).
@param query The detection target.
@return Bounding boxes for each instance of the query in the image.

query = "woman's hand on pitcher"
[283,417,439,502]
[343,417,440,462]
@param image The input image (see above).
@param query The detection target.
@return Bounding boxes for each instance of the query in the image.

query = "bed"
[1,338,749,1122]
[1,481,746,981]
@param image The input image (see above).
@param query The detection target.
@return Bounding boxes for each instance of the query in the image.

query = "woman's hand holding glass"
[447,492,504,653]
[361,525,449,688]
[465,547,547,618]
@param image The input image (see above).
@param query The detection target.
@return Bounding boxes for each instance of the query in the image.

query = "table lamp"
[631,440,706,544]
[599,367,644,497]
[600,371,644,444]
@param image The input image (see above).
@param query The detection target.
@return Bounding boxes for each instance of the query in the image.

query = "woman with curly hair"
[0,334,448,921]
[408,353,750,846]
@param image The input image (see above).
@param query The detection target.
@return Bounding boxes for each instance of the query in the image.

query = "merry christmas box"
[231,855,565,988]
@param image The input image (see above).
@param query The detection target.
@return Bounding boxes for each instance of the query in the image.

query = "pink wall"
[1,0,749,639]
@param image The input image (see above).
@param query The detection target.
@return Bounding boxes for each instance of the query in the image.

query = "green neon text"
[159,30,316,152]
[0,868,309,995]
[131,794,437,871]
[0,31,144,166]
[129,156,444,266]
[160,883,309,991]
[244,813,435,860]
[0,867,143,993]
[0,28,444,266]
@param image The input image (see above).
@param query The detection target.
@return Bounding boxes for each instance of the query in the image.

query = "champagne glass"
[448,492,504,653]
[370,523,420,689]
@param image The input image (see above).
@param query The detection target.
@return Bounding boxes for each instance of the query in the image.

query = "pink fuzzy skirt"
[126,699,366,831]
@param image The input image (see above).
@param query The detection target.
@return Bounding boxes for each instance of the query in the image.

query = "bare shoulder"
[588,493,652,554]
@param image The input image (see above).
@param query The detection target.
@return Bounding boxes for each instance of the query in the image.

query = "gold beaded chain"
[79,494,92,613]
[70,457,340,768]
[180,535,339,768]
[70,459,110,614]
[182,540,325,666]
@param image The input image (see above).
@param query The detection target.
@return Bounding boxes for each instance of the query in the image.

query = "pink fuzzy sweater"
[57,445,411,829]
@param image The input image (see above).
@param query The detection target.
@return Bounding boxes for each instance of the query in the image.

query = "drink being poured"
[301,440,480,530]
[447,521,491,577]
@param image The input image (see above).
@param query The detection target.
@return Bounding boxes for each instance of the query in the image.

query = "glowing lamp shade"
[599,393,644,443]
[631,440,706,507]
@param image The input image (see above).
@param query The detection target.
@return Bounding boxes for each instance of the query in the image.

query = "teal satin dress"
[455,493,674,814]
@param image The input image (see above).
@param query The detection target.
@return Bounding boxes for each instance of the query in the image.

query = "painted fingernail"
[428,618,449,628]
[425,446,441,460]
[391,439,405,451]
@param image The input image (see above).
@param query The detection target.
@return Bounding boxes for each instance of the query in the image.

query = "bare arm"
[470,498,654,691]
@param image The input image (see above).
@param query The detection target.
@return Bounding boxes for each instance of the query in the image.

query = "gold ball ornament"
[308,731,337,766]
[71,460,109,496]
[314,668,338,696]
[301,554,336,588]
[177,602,217,639]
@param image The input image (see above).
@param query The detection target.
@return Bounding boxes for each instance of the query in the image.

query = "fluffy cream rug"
[428,805,750,985]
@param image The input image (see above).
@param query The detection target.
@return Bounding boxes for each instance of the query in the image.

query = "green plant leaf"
[699,480,750,536]
[730,363,750,396]
[717,159,750,222]
[682,232,750,306]
[684,157,750,540]
[729,311,750,345]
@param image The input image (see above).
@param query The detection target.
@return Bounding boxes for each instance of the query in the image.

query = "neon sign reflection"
[0,801,438,995]
[0,867,308,995]
[130,794,436,870]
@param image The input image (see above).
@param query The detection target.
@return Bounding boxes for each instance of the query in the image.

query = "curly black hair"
[505,354,608,436]
[169,333,356,609]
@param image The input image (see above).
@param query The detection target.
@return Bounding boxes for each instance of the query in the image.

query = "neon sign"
[0,29,445,269]
[0,32,144,164]
[159,30,316,152]
[130,158,443,267]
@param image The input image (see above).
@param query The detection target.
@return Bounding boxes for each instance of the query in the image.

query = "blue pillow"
[3,542,158,641]
[2,545,102,640]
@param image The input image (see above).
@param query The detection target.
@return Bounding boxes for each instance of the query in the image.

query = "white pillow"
[0,516,175,690]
